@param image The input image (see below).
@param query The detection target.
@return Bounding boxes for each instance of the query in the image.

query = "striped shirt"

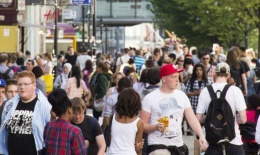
[133,56,145,75]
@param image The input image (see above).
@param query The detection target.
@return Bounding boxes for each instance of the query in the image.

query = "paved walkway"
[183,135,195,155]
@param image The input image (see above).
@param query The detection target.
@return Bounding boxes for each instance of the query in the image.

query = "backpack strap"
[207,85,217,99]
[120,57,123,64]
[220,84,231,99]
[206,65,212,73]
[60,74,63,83]
[107,114,114,146]
[5,68,11,75]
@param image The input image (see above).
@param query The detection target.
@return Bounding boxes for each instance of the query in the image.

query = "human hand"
[199,136,208,152]
[243,89,247,96]
[136,139,144,149]
[85,140,89,148]
[157,123,165,132]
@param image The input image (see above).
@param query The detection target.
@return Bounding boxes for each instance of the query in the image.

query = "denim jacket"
[0,89,52,155]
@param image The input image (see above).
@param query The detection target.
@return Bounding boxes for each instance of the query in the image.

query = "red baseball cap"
[160,64,183,78]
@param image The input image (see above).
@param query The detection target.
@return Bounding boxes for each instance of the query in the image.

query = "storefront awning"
[46,23,75,35]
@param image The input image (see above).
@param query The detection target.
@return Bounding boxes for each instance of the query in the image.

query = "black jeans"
[205,143,245,155]
[93,107,102,120]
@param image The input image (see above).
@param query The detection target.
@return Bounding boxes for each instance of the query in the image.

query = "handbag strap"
[108,114,114,146]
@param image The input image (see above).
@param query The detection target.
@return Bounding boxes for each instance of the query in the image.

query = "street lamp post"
[93,0,96,55]
[53,0,59,77]
[82,5,85,46]
[87,8,91,49]
[54,1,58,58]
[105,25,108,54]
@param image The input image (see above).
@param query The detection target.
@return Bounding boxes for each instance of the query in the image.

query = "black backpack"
[205,84,236,145]
[0,69,11,81]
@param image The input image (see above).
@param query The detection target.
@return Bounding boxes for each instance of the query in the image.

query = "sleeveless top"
[108,115,139,155]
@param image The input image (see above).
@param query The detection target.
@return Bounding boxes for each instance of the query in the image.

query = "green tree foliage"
[151,0,260,50]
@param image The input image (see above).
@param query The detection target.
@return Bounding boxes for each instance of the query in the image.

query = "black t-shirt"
[65,53,77,66]
[230,62,245,87]
[71,115,103,155]
[240,60,250,73]
[6,97,38,155]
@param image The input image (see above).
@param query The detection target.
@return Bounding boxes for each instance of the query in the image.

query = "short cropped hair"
[146,67,160,85]
[71,97,86,113]
[17,71,36,83]
[5,79,17,91]
[32,66,44,79]
[0,53,8,63]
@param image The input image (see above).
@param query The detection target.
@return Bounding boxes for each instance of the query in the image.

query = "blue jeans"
[205,143,245,155]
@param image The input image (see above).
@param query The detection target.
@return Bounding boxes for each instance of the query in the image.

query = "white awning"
[45,38,73,43]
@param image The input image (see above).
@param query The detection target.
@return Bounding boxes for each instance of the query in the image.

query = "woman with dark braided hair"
[107,88,144,155]
[44,88,87,155]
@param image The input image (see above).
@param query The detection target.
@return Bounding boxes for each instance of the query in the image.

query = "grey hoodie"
[139,86,159,101]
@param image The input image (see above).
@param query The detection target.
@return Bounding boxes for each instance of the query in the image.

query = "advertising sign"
[0,0,17,10]
[71,0,92,5]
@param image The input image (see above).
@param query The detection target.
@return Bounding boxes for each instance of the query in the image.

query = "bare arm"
[96,135,106,155]
[116,65,120,72]
[196,113,206,124]
[101,117,109,131]
[140,110,164,133]
[65,79,70,95]
[246,71,250,78]
[185,107,204,138]
[241,73,247,96]
[185,107,208,150]
[186,91,200,97]
[253,75,257,83]
[135,120,144,155]
[236,109,247,124]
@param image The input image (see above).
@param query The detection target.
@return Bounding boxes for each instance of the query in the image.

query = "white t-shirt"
[196,83,247,145]
[172,50,184,59]
[142,89,191,147]
[76,54,92,71]
[116,54,130,66]
[255,116,260,144]
[44,61,53,74]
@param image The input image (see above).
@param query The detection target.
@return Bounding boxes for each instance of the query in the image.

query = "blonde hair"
[112,72,125,83]
[246,48,255,59]
[17,71,36,83]
[71,97,86,112]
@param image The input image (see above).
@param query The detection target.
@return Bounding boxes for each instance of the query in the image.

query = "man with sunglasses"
[0,71,52,155]
[200,52,216,82]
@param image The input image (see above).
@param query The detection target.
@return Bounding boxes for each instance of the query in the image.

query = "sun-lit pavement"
[183,135,195,155]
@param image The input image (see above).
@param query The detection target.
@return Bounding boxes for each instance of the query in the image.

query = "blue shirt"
[133,56,145,75]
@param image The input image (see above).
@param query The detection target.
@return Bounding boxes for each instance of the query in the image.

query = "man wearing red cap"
[140,64,207,155]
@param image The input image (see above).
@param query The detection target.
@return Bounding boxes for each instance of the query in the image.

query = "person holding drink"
[140,64,207,155]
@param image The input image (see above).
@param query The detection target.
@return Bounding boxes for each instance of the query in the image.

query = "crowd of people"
[0,42,259,155]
